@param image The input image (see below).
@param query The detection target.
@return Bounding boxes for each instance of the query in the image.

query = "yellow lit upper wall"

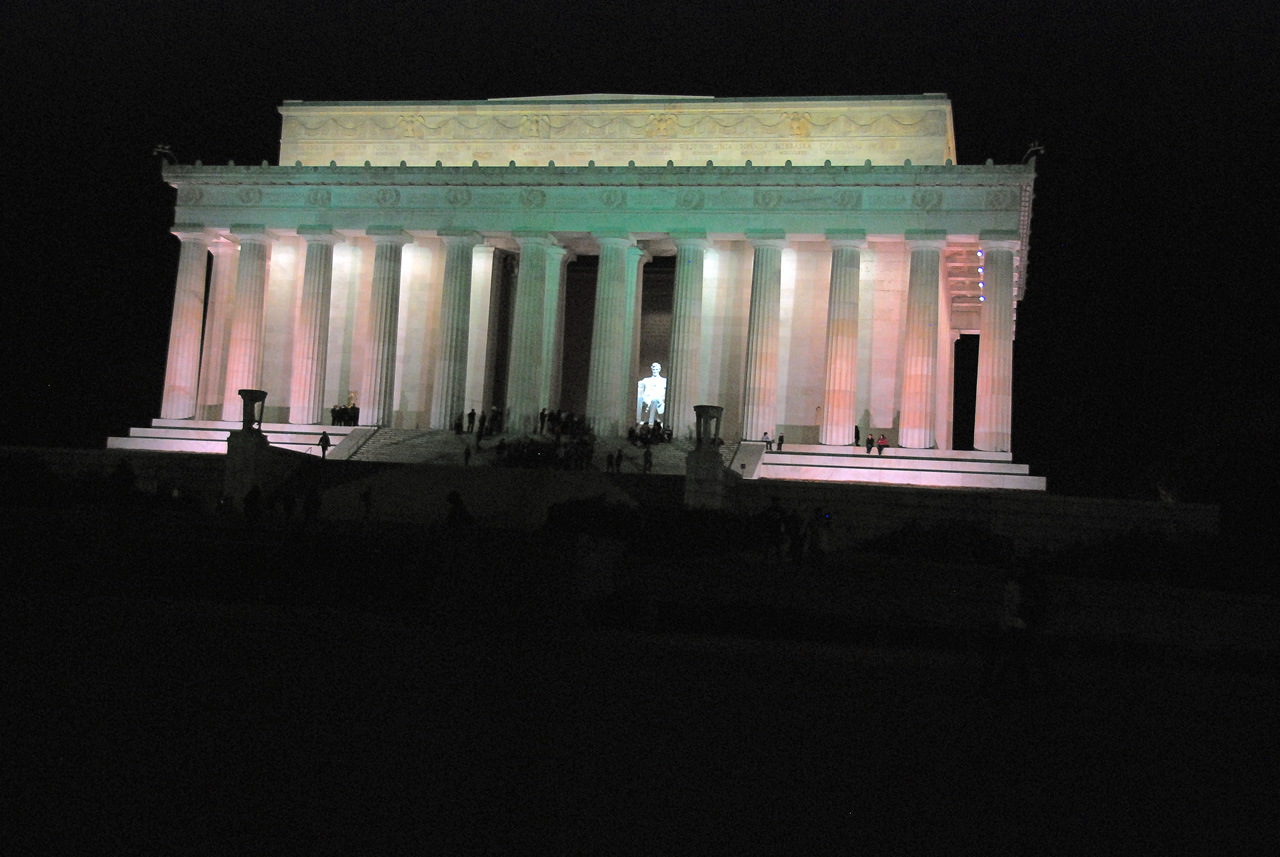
[278,95,957,168]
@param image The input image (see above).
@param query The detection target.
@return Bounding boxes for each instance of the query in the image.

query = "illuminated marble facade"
[152,95,1034,450]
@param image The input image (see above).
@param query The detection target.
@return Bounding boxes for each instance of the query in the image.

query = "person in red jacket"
[876,434,888,455]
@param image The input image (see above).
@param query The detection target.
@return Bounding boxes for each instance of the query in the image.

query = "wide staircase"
[743,442,1045,490]
[107,418,356,457]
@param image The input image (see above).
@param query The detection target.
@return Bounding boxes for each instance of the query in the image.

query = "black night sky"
[4,0,1273,508]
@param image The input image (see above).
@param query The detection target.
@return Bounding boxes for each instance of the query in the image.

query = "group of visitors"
[759,497,835,568]
[628,421,672,447]
[329,405,361,426]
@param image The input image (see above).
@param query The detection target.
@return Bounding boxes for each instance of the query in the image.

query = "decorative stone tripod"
[224,389,272,510]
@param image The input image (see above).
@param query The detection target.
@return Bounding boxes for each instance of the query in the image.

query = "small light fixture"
[979,281,984,288]
[979,295,985,301]
[977,266,984,273]
[977,250,984,257]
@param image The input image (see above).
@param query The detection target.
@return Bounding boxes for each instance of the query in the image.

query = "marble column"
[464,244,499,415]
[667,236,708,440]
[818,235,866,445]
[538,244,569,415]
[741,237,785,441]
[359,228,410,426]
[622,245,646,420]
[288,228,341,425]
[160,226,209,419]
[974,239,1019,451]
[430,232,480,429]
[196,240,237,420]
[899,236,946,449]
[505,235,553,434]
[221,228,274,422]
[586,235,635,436]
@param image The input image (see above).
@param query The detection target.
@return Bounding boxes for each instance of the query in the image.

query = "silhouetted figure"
[865,433,874,454]
[445,490,474,528]
[454,414,464,435]
[854,425,860,445]
[777,434,785,452]
[761,497,786,562]
[243,485,263,523]
[318,431,331,459]
[539,408,548,433]
[463,444,472,465]
[467,408,476,433]
[806,508,831,569]
[643,446,653,474]
[302,487,321,524]
[477,412,487,437]
[763,432,773,451]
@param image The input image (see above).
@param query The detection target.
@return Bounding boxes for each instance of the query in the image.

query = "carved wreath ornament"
[754,190,783,210]
[237,187,263,206]
[519,188,547,208]
[676,189,705,210]
[375,188,401,207]
[911,189,943,212]
[445,188,472,207]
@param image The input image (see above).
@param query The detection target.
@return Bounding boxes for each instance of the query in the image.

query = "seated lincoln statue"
[636,362,667,425]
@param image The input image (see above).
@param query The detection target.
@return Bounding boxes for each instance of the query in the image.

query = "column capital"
[978,232,1021,252]
[904,230,947,251]
[672,234,710,251]
[366,226,411,245]
[171,223,209,242]
[512,233,557,248]
[747,232,787,249]
[296,225,344,244]
[827,234,868,251]
[229,224,276,244]
[438,230,482,246]
[208,238,237,256]
[593,232,635,245]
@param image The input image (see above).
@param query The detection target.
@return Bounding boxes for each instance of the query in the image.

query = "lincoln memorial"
[112,94,1042,489]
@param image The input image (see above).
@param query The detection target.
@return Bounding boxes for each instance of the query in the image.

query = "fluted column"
[818,234,866,445]
[359,228,410,426]
[667,236,708,440]
[196,240,237,419]
[504,235,553,434]
[622,246,646,419]
[287,228,341,424]
[221,227,274,421]
[160,226,209,419]
[899,236,946,448]
[974,238,1019,451]
[741,237,785,440]
[538,245,569,414]
[430,232,480,429]
[586,235,635,436]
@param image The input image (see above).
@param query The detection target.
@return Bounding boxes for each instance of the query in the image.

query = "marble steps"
[750,443,1045,491]
[106,420,356,456]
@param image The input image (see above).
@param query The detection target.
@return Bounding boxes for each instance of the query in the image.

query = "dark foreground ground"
[4,500,1277,855]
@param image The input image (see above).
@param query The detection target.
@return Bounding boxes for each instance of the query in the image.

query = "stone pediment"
[279,95,956,168]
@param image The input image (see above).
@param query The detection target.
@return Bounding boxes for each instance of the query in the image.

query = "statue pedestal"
[223,427,273,511]
[685,404,726,509]
[684,446,726,509]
